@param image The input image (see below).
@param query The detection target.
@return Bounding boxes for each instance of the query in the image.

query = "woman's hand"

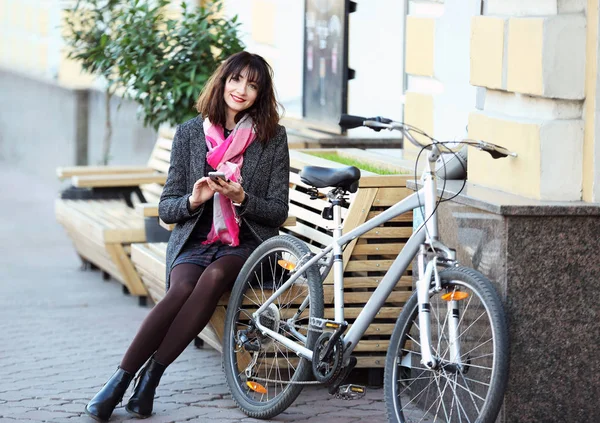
[206,177,245,204]
[189,177,215,210]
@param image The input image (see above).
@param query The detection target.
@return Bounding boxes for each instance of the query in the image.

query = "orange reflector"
[441,291,469,301]
[278,259,296,271]
[246,381,267,394]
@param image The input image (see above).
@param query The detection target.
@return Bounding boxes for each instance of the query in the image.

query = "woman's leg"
[154,255,245,366]
[120,263,205,374]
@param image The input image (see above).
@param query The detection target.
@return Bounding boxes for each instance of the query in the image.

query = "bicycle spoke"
[460,338,493,360]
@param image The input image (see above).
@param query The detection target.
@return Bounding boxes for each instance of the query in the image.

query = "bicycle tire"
[384,266,509,423]
[222,234,324,419]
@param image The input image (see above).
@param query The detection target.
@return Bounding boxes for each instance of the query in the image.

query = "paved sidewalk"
[0,165,388,423]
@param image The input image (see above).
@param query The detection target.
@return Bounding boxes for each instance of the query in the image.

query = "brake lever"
[478,141,517,159]
[487,150,508,159]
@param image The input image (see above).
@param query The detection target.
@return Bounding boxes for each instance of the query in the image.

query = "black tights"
[120,255,245,373]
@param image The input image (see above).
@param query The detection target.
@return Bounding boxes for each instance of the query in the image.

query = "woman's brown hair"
[196,52,280,142]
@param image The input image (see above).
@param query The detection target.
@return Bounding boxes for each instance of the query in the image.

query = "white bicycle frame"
[252,144,456,370]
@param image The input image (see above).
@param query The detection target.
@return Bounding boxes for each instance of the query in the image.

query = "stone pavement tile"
[157,392,223,405]
[0,392,36,401]
[6,409,77,421]
[0,405,38,419]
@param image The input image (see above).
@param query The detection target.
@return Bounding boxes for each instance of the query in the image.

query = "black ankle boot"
[85,367,134,422]
[125,357,167,418]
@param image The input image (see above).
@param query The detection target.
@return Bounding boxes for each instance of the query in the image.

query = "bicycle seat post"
[328,189,346,324]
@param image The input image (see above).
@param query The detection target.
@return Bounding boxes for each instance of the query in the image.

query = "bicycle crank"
[312,332,344,384]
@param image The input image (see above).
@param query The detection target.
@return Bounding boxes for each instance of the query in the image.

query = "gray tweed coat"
[158,116,290,290]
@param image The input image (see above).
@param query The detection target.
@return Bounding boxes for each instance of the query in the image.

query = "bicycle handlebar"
[339,114,517,159]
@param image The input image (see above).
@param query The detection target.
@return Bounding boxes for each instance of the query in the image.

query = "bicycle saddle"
[299,166,361,193]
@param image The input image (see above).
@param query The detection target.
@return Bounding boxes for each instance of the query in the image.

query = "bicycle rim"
[386,267,508,423]
[223,236,323,419]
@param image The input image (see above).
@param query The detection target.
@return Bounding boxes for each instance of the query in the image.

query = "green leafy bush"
[114,0,245,129]
[62,0,245,163]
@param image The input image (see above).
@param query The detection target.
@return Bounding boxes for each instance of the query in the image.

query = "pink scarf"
[203,115,256,246]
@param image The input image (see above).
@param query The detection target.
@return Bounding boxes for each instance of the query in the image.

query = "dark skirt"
[172,238,259,269]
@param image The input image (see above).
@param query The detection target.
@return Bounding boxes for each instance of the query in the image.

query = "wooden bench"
[131,149,414,369]
[55,127,175,305]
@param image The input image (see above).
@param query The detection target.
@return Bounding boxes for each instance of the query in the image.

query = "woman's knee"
[169,264,204,298]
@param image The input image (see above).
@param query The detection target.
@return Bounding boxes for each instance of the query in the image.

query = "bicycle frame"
[253,146,451,365]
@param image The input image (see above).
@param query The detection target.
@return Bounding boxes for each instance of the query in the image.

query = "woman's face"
[223,67,258,118]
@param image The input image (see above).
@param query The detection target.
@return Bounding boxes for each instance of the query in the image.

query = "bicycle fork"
[416,250,463,371]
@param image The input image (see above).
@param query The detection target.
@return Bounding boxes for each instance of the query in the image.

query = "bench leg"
[102,271,110,281]
[367,368,384,388]
[122,285,130,295]
[194,337,205,349]
[138,296,147,307]
[78,255,92,271]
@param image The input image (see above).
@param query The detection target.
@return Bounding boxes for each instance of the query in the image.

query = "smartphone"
[208,171,229,184]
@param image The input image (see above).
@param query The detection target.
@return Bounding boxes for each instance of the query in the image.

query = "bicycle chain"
[247,375,323,385]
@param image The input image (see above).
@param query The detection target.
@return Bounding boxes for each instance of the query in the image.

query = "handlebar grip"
[339,114,367,129]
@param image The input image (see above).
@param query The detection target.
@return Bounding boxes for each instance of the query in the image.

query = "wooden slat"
[105,243,148,296]
[73,173,167,188]
[159,219,175,231]
[340,276,413,288]
[131,243,167,277]
[153,149,172,163]
[288,189,330,212]
[346,259,412,273]
[351,243,405,255]
[156,137,173,151]
[136,203,158,217]
[285,222,332,247]
[158,126,176,140]
[141,183,165,196]
[358,174,412,188]
[334,186,378,279]
[288,203,331,231]
[147,158,170,174]
[373,187,414,206]
[367,210,413,222]
[362,227,413,239]
[324,307,401,319]
[57,165,153,179]
[323,289,411,304]
[206,305,227,350]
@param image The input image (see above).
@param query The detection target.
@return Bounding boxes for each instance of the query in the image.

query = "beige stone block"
[470,16,505,90]
[57,49,94,88]
[468,112,541,198]
[507,15,585,99]
[251,0,276,46]
[506,18,544,96]
[24,5,34,33]
[403,91,434,159]
[37,42,49,72]
[38,9,50,38]
[468,111,583,200]
[405,16,435,77]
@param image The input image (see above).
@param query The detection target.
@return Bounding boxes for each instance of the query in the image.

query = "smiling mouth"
[231,94,245,103]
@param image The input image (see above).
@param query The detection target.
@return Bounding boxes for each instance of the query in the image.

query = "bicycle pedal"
[309,317,344,331]
[334,384,366,400]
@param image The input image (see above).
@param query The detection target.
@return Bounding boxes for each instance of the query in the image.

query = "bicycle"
[222,114,515,422]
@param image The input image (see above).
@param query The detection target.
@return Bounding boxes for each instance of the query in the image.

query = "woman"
[85,51,289,422]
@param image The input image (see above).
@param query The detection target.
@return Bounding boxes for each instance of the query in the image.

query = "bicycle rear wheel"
[385,266,509,423]
[222,235,324,419]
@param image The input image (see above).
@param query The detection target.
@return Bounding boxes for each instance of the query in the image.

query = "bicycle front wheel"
[385,266,509,423]
[222,235,324,419]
